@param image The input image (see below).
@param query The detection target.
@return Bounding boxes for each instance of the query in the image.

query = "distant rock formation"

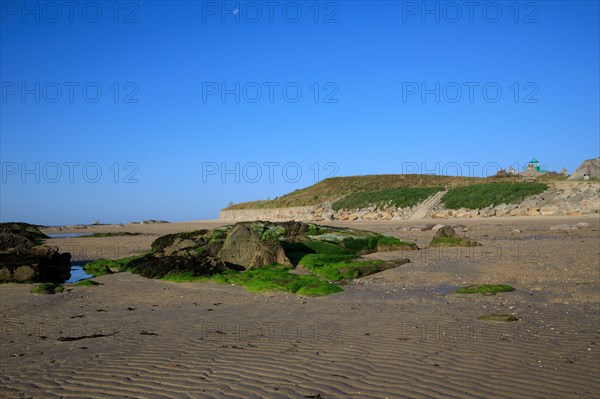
[567,157,600,180]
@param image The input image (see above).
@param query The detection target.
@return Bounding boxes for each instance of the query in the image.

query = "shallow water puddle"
[47,233,93,238]
[433,285,462,295]
[65,262,94,283]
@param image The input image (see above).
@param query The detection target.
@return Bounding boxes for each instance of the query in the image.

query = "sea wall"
[219,205,319,222]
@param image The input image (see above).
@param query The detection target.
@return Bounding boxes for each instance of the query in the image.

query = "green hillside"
[225,174,481,210]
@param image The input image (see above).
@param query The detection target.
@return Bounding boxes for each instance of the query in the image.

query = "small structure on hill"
[519,158,547,182]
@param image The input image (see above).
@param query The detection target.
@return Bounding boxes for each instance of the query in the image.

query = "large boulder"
[218,223,291,269]
[0,223,71,283]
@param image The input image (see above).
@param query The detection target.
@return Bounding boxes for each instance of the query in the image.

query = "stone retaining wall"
[219,205,318,222]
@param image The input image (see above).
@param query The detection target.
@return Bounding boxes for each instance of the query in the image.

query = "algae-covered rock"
[126,253,227,279]
[0,222,49,244]
[218,223,291,269]
[0,223,71,283]
[338,258,410,279]
[150,230,209,252]
[120,222,418,290]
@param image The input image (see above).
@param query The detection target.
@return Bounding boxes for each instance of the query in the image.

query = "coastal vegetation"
[226,174,478,209]
[331,187,442,211]
[442,182,548,209]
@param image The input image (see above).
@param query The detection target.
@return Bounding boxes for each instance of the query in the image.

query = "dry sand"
[1,216,599,398]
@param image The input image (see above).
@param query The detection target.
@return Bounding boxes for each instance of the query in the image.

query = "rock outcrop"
[0,223,71,283]
[218,223,291,269]
[428,226,480,248]
[123,221,414,279]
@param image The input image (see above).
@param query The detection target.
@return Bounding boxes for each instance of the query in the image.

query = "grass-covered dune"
[225,174,553,211]
[226,174,480,209]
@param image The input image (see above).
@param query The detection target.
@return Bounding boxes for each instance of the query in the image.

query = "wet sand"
[1,216,599,398]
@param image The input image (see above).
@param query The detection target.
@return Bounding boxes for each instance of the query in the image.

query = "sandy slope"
[1,216,599,398]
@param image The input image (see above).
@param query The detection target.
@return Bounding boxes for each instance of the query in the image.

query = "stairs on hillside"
[406,190,447,220]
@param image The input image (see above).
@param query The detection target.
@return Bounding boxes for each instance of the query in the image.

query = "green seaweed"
[285,234,415,281]
[84,254,146,276]
[274,226,287,237]
[211,265,342,296]
[299,253,385,281]
[455,284,515,295]
[31,283,64,294]
[307,224,325,236]
[71,279,102,286]
[260,228,279,243]
[203,228,229,245]
[478,314,519,322]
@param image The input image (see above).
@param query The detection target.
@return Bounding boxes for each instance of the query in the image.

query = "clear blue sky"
[1,1,599,225]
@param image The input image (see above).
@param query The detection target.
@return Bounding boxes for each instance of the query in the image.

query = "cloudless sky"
[1,0,599,225]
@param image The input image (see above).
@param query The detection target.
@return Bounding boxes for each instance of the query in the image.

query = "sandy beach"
[1,216,599,398]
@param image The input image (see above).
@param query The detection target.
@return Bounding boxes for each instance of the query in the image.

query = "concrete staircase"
[406,190,447,220]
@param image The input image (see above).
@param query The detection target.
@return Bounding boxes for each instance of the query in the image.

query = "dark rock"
[0,222,48,244]
[150,230,209,252]
[338,258,410,278]
[0,230,34,252]
[126,253,227,279]
[0,244,71,283]
[0,223,71,283]
[142,219,169,224]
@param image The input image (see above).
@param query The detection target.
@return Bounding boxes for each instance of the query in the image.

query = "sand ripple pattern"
[1,272,599,399]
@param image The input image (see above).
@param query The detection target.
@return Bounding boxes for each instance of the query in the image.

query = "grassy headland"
[225,174,479,209]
